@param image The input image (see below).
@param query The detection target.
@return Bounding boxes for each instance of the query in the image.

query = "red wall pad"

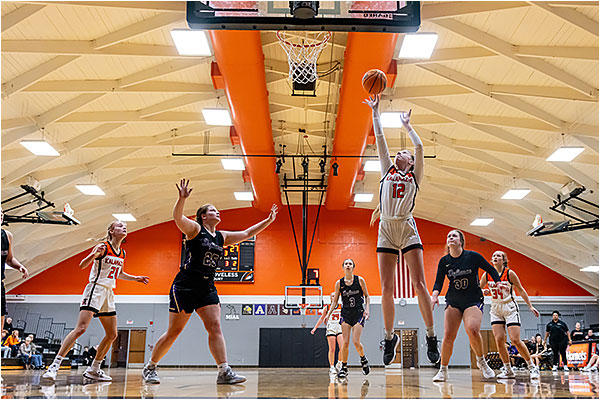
[209,31,282,211]
[325,32,398,210]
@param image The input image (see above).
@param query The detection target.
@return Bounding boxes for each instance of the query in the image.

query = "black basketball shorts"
[169,279,220,314]
[340,308,365,327]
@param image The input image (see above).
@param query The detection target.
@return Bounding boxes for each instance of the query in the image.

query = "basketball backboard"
[187,1,421,33]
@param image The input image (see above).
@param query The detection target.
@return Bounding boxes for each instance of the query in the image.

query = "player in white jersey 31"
[363,95,439,366]
[43,221,149,382]
[311,293,343,374]
[479,250,540,380]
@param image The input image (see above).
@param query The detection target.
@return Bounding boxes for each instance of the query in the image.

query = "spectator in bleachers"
[507,342,525,368]
[586,329,597,341]
[5,330,21,357]
[4,317,13,333]
[572,322,586,342]
[81,346,91,366]
[1,329,11,358]
[18,336,43,369]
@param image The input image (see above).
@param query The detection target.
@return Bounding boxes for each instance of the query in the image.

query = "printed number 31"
[392,183,405,198]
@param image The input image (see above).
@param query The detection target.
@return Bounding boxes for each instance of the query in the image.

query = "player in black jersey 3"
[325,259,371,379]
[143,179,278,385]
[0,209,29,330]
[431,230,504,382]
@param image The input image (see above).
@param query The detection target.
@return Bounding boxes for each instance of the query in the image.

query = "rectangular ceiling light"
[221,158,245,171]
[112,213,136,222]
[470,218,494,226]
[75,184,105,196]
[363,160,381,172]
[170,29,212,56]
[398,33,439,59]
[202,108,232,126]
[501,189,530,200]
[546,146,584,162]
[234,191,254,201]
[380,112,403,128]
[581,266,600,273]
[354,193,374,203]
[20,140,60,156]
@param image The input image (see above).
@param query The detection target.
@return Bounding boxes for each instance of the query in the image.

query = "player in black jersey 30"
[0,209,29,330]
[431,230,504,382]
[325,259,371,379]
[143,179,278,385]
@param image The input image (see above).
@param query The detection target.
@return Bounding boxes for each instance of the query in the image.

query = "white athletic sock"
[426,326,435,337]
[217,363,229,373]
[476,355,484,363]
[148,359,158,368]
[51,355,64,368]
[503,363,511,369]
[440,365,448,371]
[526,359,534,367]
[385,330,394,340]
[91,359,102,371]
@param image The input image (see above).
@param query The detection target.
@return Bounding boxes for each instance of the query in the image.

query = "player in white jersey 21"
[311,293,343,374]
[479,250,540,380]
[43,221,149,382]
[363,95,439,366]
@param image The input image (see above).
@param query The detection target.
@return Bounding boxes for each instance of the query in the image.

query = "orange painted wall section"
[12,207,590,296]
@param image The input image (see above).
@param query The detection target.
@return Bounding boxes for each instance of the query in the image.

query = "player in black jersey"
[0,209,29,330]
[325,259,371,379]
[143,179,278,385]
[431,230,504,382]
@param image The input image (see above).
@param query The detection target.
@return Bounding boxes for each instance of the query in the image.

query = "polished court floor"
[1,367,598,398]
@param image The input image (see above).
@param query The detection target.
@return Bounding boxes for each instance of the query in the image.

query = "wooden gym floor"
[1,367,597,398]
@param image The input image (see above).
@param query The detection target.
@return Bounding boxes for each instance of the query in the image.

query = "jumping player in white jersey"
[43,221,149,382]
[311,293,343,375]
[479,250,540,380]
[364,95,439,366]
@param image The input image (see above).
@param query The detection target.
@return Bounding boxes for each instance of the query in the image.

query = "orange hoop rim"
[276,31,331,49]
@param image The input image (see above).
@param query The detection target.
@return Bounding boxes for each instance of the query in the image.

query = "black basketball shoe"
[360,356,370,375]
[426,335,440,364]
[382,333,399,365]
[337,366,348,379]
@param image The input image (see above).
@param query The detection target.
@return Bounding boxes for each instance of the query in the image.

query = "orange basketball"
[362,69,387,95]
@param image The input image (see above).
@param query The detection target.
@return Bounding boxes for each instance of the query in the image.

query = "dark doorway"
[111,329,129,368]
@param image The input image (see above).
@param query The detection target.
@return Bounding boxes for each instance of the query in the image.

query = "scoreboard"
[215,237,255,282]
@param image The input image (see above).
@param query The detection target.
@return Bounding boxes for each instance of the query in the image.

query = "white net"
[277,31,331,85]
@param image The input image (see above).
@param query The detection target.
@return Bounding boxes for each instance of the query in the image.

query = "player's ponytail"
[195,204,213,224]
[103,220,118,241]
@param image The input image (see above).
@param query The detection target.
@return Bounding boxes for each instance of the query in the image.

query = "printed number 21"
[392,183,405,198]
[107,267,118,279]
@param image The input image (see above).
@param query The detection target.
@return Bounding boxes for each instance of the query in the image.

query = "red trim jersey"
[486,267,514,304]
[88,241,125,289]
[380,166,418,219]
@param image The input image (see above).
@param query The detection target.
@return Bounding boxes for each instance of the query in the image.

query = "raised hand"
[362,94,380,111]
[93,243,106,259]
[176,179,193,199]
[268,204,279,222]
[400,109,412,128]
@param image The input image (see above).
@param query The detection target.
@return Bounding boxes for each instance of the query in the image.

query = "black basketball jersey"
[174,225,224,286]
[1,229,8,281]
[340,275,364,311]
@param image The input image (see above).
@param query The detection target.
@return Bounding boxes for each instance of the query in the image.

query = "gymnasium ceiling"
[1,1,598,294]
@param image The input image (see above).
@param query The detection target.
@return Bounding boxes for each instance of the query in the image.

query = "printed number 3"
[107,267,118,279]
[349,297,356,307]
[392,183,405,199]
[454,278,468,290]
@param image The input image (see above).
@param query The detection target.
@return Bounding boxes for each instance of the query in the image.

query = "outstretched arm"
[173,179,201,239]
[4,231,28,279]
[363,95,392,177]
[311,304,328,334]
[222,204,278,246]
[400,110,424,185]
[509,270,539,317]
[118,270,149,285]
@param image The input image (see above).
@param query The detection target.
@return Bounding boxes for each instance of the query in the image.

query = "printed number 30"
[392,183,405,199]
[454,278,468,290]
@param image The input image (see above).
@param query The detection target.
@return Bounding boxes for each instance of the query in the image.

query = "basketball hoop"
[277,31,331,85]
[299,303,309,316]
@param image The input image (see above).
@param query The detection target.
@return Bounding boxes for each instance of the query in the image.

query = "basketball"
[362,69,387,95]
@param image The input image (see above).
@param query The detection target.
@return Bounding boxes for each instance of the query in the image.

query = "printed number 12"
[392,183,405,198]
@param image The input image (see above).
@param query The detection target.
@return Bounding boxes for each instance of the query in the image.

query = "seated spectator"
[81,346,91,365]
[582,345,599,372]
[4,330,21,357]
[572,322,586,342]
[18,336,43,369]
[4,317,13,333]
[507,342,525,368]
[586,329,597,341]
[1,329,11,358]
[530,334,546,367]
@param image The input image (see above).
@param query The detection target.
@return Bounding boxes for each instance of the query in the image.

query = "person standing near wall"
[544,311,571,372]
[43,221,149,382]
